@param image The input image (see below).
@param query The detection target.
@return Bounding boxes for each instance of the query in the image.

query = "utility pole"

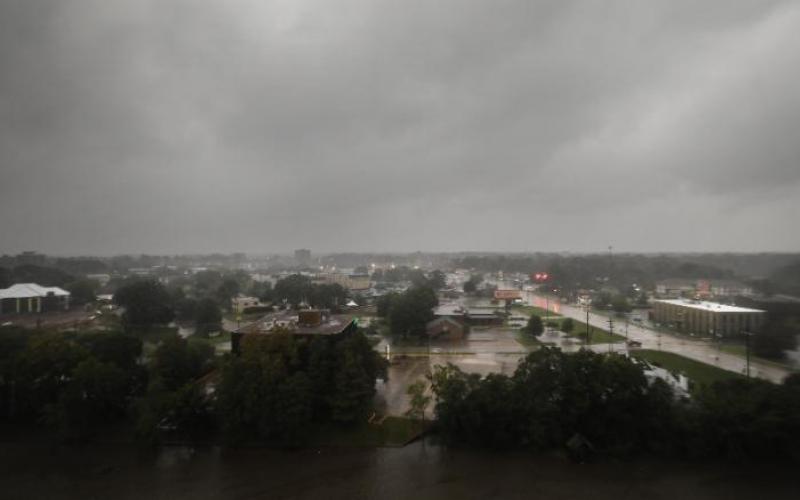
[745,331,752,378]
[586,308,591,345]
[607,317,614,353]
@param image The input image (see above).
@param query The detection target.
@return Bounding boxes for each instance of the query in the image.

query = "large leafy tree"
[114,280,174,331]
[331,332,387,424]
[194,298,222,336]
[753,319,799,360]
[65,279,99,305]
[151,336,214,392]
[273,274,313,307]
[216,332,313,445]
[47,357,130,441]
[388,286,438,337]
[523,314,543,336]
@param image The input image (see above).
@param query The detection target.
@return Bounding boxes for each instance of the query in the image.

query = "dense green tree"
[216,332,312,445]
[331,332,387,424]
[561,317,575,334]
[192,270,223,295]
[249,281,274,303]
[10,264,75,287]
[78,332,143,371]
[274,274,313,307]
[194,298,222,336]
[309,283,348,310]
[114,280,174,331]
[0,266,11,288]
[388,286,438,337]
[752,319,799,360]
[592,292,612,310]
[611,295,632,314]
[430,348,677,454]
[15,333,89,418]
[523,314,543,336]
[215,278,240,310]
[174,297,198,322]
[65,279,99,305]
[375,292,398,317]
[406,380,431,425]
[151,336,214,392]
[428,270,447,290]
[46,357,130,441]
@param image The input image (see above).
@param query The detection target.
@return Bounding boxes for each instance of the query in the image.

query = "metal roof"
[0,283,70,300]
[654,299,764,314]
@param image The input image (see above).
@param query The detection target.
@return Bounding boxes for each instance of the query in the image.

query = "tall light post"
[744,330,752,378]
[584,304,591,346]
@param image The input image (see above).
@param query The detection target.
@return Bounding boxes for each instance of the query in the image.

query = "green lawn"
[206,330,232,345]
[311,416,427,447]
[514,330,542,348]
[631,349,743,386]
[719,343,796,370]
[562,320,626,344]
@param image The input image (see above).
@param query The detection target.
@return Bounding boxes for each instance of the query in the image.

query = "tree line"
[0,324,386,447]
[375,285,439,338]
[429,347,800,461]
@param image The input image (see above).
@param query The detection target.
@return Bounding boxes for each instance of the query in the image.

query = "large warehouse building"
[0,283,70,315]
[651,299,766,337]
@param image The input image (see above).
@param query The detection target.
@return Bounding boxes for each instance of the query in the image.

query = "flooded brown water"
[1,439,798,499]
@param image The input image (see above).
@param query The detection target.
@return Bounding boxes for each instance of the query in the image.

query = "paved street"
[526,293,794,383]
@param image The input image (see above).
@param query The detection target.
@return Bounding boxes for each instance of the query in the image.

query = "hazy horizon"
[2,1,800,255]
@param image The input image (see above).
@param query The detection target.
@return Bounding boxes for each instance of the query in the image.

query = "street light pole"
[744,331,752,378]
[585,307,591,346]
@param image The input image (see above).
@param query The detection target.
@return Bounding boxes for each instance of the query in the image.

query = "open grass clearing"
[630,349,743,386]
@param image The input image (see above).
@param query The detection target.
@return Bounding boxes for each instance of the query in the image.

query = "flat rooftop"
[654,299,765,314]
[237,310,355,336]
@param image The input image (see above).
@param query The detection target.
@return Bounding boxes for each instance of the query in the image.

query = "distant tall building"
[294,249,312,267]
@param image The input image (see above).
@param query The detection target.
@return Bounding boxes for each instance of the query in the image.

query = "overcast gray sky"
[1,0,799,255]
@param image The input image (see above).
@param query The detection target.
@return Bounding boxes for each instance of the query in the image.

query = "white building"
[0,283,70,315]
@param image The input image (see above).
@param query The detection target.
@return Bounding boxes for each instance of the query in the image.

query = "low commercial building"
[465,307,505,326]
[426,317,469,340]
[231,296,266,315]
[232,309,356,354]
[317,272,371,291]
[0,283,70,315]
[433,304,504,326]
[651,299,766,337]
[655,279,696,298]
[655,279,755,299]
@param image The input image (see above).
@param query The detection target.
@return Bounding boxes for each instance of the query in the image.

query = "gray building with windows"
[652,299,766,337]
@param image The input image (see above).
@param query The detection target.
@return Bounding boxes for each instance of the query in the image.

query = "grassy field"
[562,320,627,344]
[719,343,796,370]
[514,330,542,348]
[206,330,231,345]
[631,349,743,386]
[311,416,427,447]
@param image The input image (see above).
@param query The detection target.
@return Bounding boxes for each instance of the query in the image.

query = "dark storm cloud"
[1,0,799,254]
